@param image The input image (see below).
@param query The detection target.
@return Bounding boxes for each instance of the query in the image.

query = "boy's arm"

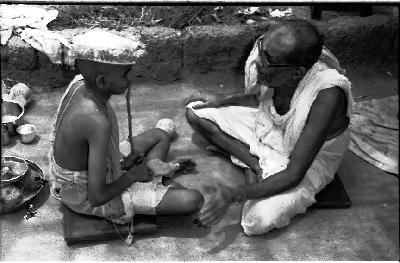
[197,87,346,226]
[85,115,150,207]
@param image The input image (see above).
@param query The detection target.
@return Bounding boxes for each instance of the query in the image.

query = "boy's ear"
[95,74,106,89]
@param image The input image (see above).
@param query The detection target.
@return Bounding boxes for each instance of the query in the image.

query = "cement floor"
[1,68,398,261]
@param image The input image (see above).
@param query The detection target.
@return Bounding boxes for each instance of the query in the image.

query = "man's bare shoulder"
[316,86,344,102]
[306,86,348,137]
[310,87,344,115]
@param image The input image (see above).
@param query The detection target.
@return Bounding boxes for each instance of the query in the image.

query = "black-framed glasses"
[257,35,304,69]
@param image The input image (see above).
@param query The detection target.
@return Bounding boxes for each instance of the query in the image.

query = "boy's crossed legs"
[127,128,203,216]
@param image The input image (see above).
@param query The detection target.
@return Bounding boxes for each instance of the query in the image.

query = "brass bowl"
[17,124,37,144]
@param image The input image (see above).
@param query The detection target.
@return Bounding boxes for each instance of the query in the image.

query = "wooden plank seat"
[61,173,350,245]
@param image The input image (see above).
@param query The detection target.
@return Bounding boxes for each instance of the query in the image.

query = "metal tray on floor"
[0,158,46,214]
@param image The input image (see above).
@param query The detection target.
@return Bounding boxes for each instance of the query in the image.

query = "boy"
[48,33,203,224]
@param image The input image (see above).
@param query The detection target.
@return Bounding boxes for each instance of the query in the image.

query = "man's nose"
[254,54,262,65]
[255,55,266,71]
[255,58,265,73]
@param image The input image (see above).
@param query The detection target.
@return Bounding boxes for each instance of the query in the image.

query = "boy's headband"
[64,30,146,66]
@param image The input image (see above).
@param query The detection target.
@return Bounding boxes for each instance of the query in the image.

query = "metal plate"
[1,156,29,183]
[0,159,45,214]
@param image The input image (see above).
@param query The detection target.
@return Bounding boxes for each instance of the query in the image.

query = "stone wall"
[318,15,398,66]
[182,25,254,73]
[1,15,398,88]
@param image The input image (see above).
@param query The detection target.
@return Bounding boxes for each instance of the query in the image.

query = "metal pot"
[1,99,24,136]
[17,124,36,144]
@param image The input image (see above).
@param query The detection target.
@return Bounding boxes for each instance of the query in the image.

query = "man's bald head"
[267,19,323,69]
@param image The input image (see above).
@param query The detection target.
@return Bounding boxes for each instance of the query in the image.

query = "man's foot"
[244,168,258,184]
[190,132,229,160]
[205,145,230,159]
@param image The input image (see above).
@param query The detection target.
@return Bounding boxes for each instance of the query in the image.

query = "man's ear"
[293,66,307,80]
[95,74,106,89]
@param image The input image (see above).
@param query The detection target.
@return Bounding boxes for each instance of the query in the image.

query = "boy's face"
[103,65,132,95]
[77,59,133,94]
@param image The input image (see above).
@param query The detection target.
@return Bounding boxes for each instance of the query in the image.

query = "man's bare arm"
[233,87,345,200]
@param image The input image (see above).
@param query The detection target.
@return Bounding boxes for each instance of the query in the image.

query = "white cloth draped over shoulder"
[252,61,353,178]
[187,38,355,235]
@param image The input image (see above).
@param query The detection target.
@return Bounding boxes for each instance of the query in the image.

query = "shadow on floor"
[156,215,211,239]
[207,222,243,254]
[1,181,50,224]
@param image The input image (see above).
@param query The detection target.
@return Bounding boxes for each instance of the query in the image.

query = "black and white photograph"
[0,2,398,261]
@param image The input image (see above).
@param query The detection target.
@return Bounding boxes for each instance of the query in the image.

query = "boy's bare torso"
[53,81,109,171]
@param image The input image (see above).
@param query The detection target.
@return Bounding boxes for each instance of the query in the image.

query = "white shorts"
[121,181,172,216]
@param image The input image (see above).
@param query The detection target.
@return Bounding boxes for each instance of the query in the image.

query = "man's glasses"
[257,35,303,69]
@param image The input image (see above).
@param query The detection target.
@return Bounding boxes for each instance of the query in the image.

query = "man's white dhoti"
[186,102,350,234]
[241,129,349,235]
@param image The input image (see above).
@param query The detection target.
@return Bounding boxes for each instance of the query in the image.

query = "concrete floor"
[1,67,398,260]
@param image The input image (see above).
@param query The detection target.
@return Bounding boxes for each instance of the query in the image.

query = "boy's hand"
[121,149,145,170]
[126,162,152,183]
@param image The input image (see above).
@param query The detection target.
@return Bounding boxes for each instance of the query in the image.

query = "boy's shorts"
[121,181,172,216]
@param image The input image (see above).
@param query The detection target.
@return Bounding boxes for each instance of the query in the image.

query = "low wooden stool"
[61,173,350,245]
[312,173,352,208]
[61,205,158,246]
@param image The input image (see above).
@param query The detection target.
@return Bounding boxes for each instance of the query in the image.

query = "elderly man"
[186,19,354,235]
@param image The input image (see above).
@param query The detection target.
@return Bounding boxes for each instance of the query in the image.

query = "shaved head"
[75,59,132,88]
[268,19,323,69]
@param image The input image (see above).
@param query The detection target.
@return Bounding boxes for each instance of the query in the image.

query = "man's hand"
[192,98,223,110]
[184,96,207,106]
[125,162,152,183]
[244,168,259,184]
[195,182,233,227]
